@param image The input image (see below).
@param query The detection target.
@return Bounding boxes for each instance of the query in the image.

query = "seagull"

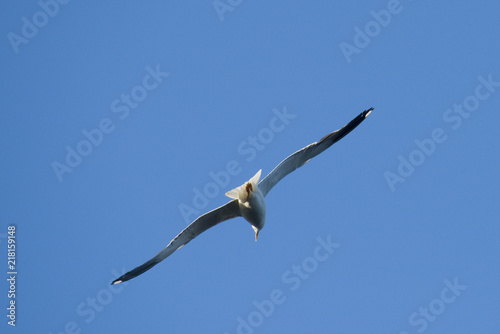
[111,107,373,284]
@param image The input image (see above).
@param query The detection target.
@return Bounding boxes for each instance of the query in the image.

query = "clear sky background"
[1,1,499,333]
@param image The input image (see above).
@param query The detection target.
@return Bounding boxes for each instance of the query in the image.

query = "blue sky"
[1,1,499,333]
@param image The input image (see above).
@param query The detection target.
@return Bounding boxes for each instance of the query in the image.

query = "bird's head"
[252,225,260,241]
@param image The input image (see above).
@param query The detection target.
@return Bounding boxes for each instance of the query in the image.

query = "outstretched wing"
[258,108,373,197]
[112,199,241,284]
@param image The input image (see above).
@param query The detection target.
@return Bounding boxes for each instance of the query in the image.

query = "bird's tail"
[225,169,262,202]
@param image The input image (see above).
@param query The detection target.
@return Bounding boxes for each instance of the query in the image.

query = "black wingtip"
[110,258,159,285]
[110,272,132,285]
[363,107,374,118]
[111,278,123,285]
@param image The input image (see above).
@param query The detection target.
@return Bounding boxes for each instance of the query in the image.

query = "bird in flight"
[111,107,373,284]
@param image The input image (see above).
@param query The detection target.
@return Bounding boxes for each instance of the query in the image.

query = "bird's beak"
[255,230,259,242]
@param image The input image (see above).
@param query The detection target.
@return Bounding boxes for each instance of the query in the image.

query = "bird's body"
[111,108,373,285]
[226,169,266,240]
